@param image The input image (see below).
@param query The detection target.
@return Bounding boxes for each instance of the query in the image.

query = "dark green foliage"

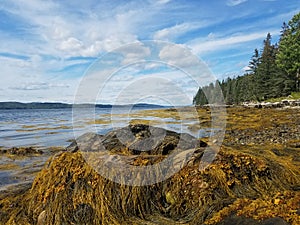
[193,87,208,105]
[276,12,300,92]
[247,48,260,74]
[193,12,300,105]
[255,33,278,100]
[193,80,224,105]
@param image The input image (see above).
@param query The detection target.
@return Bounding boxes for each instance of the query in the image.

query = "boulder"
[67,124,207,155]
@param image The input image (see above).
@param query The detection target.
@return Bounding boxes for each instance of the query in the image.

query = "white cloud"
[189,30,279,54]
[159,44,200,68]
[10,82,47,91]
[101,73,195,105]
[0,0,298,103]
[155,0,172,5]
[117,42,151,65]
[12,82,69,91]
[59,37,83,52]
[226,0,248,6]
[0,1,145,59]
[243,65,251,72]
[154,23,201,41]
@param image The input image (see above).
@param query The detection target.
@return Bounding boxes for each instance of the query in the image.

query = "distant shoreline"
[0,102,168,110]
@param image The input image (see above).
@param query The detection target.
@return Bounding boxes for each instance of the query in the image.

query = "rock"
[260,217,289,225]
[66,132,102,152]
[243,99,300,109]
[1,122,299,225]
[68,124,207,156]
[0,146,43,156]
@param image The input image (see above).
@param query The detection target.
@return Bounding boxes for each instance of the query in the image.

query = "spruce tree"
[276,12,300,92]
[248,48,260,74]
[255,33,278,100]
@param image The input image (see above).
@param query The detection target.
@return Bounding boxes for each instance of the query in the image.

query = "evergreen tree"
[255,33,279,100]
[280,22,289,39]
[193,12,300,106]
[224,78,234,104]
[247,48,260,74]
[276,12,300,91]
[193,87,208,105]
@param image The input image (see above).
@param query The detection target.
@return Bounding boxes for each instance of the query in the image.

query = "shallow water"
[0,107,209,148]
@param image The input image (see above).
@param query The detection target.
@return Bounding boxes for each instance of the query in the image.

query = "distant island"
[0,102,166,110]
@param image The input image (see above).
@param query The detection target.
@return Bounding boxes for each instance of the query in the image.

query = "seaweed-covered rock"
[0,124,299,225]
[215,215,289,225]
[67,124,207,155]
[0,147,43,156]
[66,132,102,152]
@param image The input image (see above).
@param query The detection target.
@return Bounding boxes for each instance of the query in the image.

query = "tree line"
[193,12,300,106]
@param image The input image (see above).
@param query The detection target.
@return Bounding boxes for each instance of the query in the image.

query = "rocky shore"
[0,107,299,225]
[242,99,300,108]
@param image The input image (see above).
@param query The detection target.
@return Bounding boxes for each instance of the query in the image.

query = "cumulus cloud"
[159,44,200,68]
[59,37,83,52]
[117,42,151,65]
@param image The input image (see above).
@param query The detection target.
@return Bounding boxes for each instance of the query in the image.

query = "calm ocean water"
[0,107,206,148]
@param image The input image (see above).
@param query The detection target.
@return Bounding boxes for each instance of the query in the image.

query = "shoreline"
[0,106,299,224]
[1,106,300,189]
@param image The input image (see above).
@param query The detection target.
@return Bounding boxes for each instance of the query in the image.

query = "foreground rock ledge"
[0,124,299,225]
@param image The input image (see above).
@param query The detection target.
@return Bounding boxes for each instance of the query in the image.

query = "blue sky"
[0,0,299,104]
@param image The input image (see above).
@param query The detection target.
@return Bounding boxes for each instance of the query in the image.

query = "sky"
[0,0,299,105]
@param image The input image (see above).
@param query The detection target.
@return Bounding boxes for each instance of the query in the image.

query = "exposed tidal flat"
[0,106,299,225]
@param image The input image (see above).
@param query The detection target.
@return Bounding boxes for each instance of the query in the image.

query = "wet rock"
[68,124,207,156]
[243,99,300,108]
[66,132,102,152]
[225,122,300,146]
[0,146,43,156]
